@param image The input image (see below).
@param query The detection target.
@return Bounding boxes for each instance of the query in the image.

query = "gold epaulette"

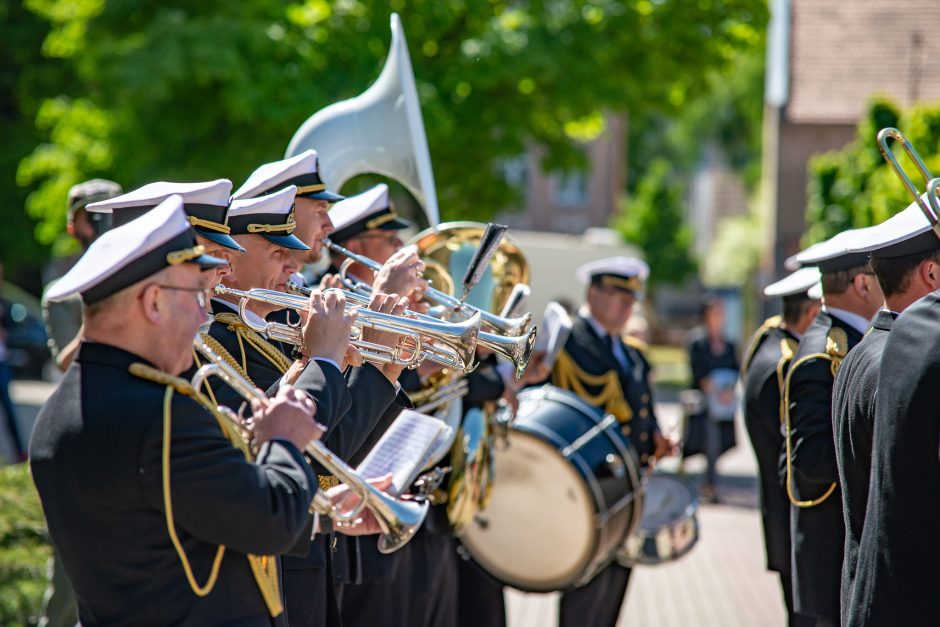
[622,335,648,353]
[128,362,283,617]
[775,336,799,425]
[552,349,632,421]
[214,312,293,375]
[741,315,783,376]
[825,327,849,377]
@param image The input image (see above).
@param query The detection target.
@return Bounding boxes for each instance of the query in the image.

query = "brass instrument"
[190,337,428,553]
[877,127,940,235]
[324,238,533,337]
[213,284,481,372]
[291,280,535,381]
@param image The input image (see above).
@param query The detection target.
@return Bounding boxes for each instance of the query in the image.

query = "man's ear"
[923,259,940,289]
[138,284,163,324]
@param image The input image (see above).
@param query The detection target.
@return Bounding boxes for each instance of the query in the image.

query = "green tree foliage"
[615,158,696,286]
[0,464,50,626]
[804,96,940,246]
[6,0,767,266]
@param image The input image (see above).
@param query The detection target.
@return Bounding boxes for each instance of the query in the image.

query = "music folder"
[356,409,451,495]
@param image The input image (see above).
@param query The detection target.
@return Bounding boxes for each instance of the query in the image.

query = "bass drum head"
[459,429,597,592]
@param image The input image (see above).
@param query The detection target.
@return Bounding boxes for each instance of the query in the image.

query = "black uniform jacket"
[550,314,659,461]
[786,309,863,623]
[741,319,798,574]
[832,309,894,623]
[848,293,940,626]
[29,342,318,626]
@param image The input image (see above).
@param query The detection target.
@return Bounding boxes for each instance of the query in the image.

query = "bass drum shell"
[459,385,643,592]
[617,474,699,566]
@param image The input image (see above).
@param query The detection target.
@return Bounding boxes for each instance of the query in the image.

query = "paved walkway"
[2,380,788,626]
[505,403,788,627]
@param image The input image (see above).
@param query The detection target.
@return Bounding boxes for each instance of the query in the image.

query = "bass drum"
[459,385,643,592]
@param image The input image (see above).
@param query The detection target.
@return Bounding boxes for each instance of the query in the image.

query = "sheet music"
[537,301,573,370]
[356,409,447,495]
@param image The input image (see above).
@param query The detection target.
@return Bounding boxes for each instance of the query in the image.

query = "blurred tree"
[615,158,696,287]
[804,96,940,245]
[9,0,767,259]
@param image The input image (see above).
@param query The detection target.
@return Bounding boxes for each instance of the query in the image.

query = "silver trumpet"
[190,336,428,554]
[324,238,533,336]
[289,281,535,380]
[214,284,481,372]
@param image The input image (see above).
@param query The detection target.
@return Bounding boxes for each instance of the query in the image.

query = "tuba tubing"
[191,337,429,553]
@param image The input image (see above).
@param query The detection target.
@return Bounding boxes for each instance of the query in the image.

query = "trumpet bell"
[376,496,430,554]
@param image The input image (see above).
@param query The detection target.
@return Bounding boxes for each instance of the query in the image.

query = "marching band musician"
[547,257,672,627]
[784,231,883,627]
[29,197,341,625]
[324,184,460,627]
[231,149,344,285]
[740,267,820,627]
[830,205,940,625]
[196,180,410,627]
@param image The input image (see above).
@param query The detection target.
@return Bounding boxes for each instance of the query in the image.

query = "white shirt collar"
[823,305,871,335]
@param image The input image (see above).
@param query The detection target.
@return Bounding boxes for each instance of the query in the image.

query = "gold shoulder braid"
[781,327,848,509]
[214,312,293,375]
[776,337,799,426]
[552,349,632,421]
[741,315,782,376]
[129,363,283,617]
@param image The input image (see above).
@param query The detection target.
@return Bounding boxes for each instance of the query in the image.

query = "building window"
[551,169,589,208]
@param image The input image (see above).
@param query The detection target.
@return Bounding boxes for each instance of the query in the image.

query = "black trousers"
[780,571,817,627]
[560,563,632,627]
[339,529,458,627]
[456,555,506,627]
[283,544,341,627]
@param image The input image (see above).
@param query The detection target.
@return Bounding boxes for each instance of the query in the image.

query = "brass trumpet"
[190,336,428,553]
[213,284,481,371]
[324,238,533,336]
[288,281,535,380]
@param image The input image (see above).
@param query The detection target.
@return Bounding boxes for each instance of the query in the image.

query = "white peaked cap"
[329,184,390,231]
[764,267,821,297]
[87,180,231,213]
[46,195,225,303]
[844,194,940,258]
[232,150,344,202]
[228,185,297,219]
[576,256,650,284]
[792,226,875,272]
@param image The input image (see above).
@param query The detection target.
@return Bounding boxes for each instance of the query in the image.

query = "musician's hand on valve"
[249,384,324,451]
[302,289,355,365]
[283,357,309,386]
[360,293,410,383]
[342,344,365,370]
[318,273,344,291]
[329,474,394,536]
[373,245,425,299]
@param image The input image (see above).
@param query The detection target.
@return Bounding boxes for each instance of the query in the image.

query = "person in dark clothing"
[784,230,883,627]
[741,267,820,627]
[687,294,740,502]
[30,197,327,626]
[831,204,940,625]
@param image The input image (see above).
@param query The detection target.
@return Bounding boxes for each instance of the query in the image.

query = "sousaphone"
[285,13,440,226]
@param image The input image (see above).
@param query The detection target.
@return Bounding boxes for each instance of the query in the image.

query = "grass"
[0,463,51,626]
[647,344,691,389]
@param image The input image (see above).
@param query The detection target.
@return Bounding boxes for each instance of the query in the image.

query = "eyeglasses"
[156,285,212,308]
